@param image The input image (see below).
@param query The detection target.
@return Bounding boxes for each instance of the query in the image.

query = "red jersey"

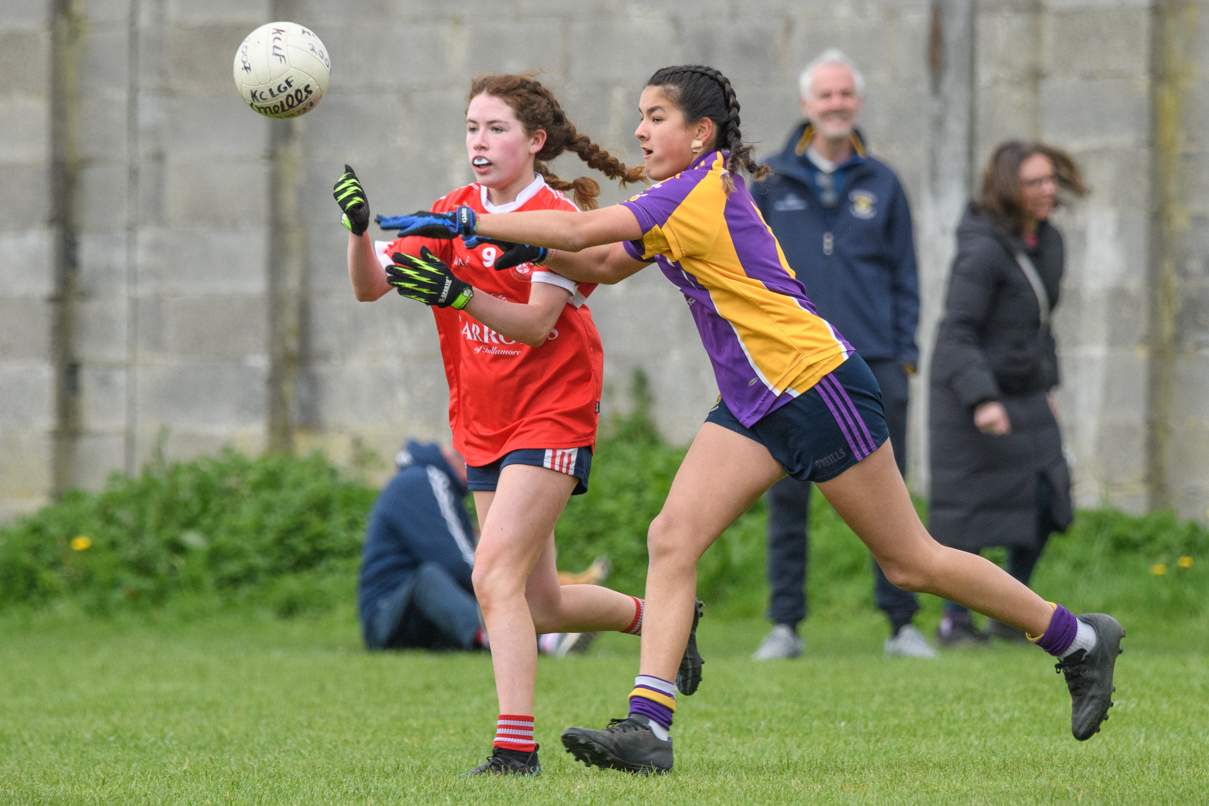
[381,176,604,467]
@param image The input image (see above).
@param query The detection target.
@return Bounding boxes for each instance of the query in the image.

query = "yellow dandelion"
[70,535,92,551]
[1178,556,1194,569]
[1150,563,1167,575]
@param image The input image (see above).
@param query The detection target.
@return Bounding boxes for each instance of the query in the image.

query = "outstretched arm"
[475,204,645,252]
[544,242,650,285]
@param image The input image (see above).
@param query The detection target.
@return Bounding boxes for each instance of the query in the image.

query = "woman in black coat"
[929,141,1088,645]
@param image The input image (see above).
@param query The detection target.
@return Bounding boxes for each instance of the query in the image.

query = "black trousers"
[764,358,920,629]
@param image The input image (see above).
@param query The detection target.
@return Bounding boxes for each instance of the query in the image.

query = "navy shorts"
[705,354,889,483]
[466,447,594,496]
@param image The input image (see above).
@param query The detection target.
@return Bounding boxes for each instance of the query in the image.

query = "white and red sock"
[623,596,644,636]
[493,714,536,753]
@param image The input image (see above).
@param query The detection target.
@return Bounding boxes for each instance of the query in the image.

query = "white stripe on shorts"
[543,448,577,476]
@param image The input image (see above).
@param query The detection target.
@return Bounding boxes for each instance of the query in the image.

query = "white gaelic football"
[233,22,330,119]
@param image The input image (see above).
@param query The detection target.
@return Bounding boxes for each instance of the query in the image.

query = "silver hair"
[799,48,866,99]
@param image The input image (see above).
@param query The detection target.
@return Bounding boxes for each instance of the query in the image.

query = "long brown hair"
[467,74,644,210]
[645,65,769,194]
[977,140,1088,235]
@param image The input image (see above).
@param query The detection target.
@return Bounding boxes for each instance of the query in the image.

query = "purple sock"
[629,695,674,730]
[628,675,676,731]
[1035,604,1078,656]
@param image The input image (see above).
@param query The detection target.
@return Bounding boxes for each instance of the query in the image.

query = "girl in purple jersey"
[389,65,1124,774]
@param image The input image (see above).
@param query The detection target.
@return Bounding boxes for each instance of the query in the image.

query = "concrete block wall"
[1153,0,1209,519]
[130,0,277,466]
[0,1,55,521]
[2,0,1208,523]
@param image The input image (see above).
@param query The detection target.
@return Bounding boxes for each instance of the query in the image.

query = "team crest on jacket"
[850,190,877,219]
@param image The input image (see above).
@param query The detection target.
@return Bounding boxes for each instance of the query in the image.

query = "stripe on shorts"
[543,448,577,475]
[816,375,876,459]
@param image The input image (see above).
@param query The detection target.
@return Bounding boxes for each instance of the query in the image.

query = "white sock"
[1058,619,1098,660]
[647,720,670,741]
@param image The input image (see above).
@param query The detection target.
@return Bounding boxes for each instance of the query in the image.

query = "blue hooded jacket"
[356,441,476,628]
[751,122,919,365]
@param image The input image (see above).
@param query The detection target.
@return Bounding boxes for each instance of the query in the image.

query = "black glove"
[332,164,370,236]
[385,247,474,310]
[374,206,478,239]
[465,236,549,272]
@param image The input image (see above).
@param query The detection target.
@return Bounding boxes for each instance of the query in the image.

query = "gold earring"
[690,138,703,154]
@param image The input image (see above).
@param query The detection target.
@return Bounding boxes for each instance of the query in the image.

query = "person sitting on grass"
[358,440,599,659]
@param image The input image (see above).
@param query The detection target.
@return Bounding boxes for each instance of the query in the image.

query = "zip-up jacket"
[356,441,476,628]
[751,122,919,365]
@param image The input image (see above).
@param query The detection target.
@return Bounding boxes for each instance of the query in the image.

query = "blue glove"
[464,236,549,272]
[385,247,474,310]
[374,206,477,239]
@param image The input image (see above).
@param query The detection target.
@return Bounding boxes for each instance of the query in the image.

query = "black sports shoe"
[462,745,541,776]
[936,613,990,647]
[985,618,1031,644]
[561,715,672,774]
[676,599,705,695]
[1056,613,1125,741]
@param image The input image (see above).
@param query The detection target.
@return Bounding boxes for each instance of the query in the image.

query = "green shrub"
[0,449,376,613]
[1029,507,1209,620]
[1,368,1205,627]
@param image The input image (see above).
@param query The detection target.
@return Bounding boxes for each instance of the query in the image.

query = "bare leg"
[524,536,640,634]
[638,424,785,682]
[816,443,1056,637]
[472,465,576,717]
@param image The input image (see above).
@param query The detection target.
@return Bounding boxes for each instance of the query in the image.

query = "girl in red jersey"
[333,74,688,777]
[386,65,1125,775]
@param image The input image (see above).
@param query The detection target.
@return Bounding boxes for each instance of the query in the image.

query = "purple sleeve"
[622,238,647,261]
[621,199,659,234]
[620,173,699,233]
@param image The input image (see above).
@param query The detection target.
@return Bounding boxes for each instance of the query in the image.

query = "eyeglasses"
[1021,174,1057,189]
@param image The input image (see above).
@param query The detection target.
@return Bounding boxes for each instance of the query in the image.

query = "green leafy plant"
[0,368,1204,627]
[0,449,376,613]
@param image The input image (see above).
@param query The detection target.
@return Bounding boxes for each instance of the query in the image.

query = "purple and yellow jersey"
[621,151,853,427]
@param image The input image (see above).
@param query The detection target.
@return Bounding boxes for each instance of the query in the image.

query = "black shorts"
[705,354,889,483]
[466,447,593,496]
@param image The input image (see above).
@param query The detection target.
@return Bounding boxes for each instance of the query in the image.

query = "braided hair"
[645,65,769,194]
[467,74,645,210]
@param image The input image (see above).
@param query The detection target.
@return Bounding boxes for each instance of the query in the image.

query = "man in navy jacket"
[358,441,485,651]
[750,49,934,660]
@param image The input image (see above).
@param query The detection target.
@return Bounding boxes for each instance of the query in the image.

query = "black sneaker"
[463,745,541,776]
[1056,613,1125,741]
[936,613,990,647]
[561,715,672,774]
[985,618,1031,644]
[676,599,705,695]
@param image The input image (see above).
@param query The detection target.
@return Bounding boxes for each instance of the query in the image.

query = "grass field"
[2,443,1206,802]
[2,603,1206,804]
